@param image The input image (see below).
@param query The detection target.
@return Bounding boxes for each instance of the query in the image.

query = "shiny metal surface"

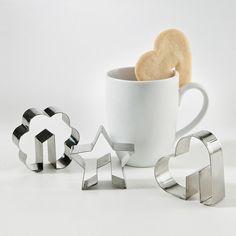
[71,125,134,190]
[12,107,80,172]
[154,130,225,206]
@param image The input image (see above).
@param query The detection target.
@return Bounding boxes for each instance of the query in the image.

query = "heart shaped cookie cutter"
[154,130,225,206]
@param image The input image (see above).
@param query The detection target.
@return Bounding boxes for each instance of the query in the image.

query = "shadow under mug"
[106,67,209,167]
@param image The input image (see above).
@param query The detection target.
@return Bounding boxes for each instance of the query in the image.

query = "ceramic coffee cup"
[106,67,208,167]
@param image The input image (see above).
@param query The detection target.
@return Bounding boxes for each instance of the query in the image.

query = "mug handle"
[176,82,209,140]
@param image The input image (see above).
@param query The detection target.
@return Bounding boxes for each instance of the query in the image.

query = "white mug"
[106,67,208,167]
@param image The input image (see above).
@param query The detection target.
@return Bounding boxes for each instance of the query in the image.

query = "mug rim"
[107,66,179,84]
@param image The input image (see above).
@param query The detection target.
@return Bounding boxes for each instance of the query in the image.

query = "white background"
[0,0,236,235]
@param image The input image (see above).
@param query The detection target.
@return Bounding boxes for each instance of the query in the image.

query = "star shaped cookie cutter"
[71,126,134,190]
[154,130,225,206]
[12,107,80,172]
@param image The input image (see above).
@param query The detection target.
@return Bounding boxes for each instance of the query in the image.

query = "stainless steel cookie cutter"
[12,107,80,172]
[71,125,134,190]
[154,130,225,206]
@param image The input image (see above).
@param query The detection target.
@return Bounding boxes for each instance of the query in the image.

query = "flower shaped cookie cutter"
[12,107,80,172]
[154,130,225,206]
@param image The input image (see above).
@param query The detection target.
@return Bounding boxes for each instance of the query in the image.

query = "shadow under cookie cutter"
[154,130,225,206]
[12,107,80,172]
[71,126,134,190]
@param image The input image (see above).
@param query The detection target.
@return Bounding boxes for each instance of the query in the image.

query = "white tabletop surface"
[1,129,236,236]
